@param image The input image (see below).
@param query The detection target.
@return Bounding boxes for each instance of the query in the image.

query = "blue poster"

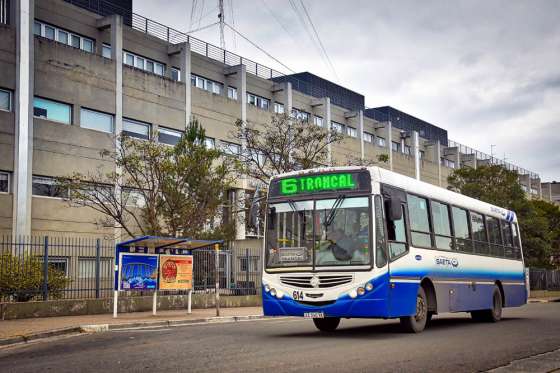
[119,253,158,290]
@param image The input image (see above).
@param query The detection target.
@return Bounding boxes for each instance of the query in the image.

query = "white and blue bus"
[262,166,527,333]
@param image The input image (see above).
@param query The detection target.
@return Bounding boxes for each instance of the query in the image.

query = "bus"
[262,166,527,333]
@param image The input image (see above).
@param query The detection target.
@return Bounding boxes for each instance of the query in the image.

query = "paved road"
[1,303,559,373]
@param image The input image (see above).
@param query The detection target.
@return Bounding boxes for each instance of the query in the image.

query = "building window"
[274,102,284,114]
[204,137,215,149]
[32,176,67,198]
[102,44,111,59]
[239,256,259,272]
[227,86,238,100]
[78,257,112,279]
[33,97,71,124]
[363,132,374,143]
[314,116,324,127]
[376,136,386,147]
[331,121,344,133]
[247,93,270,110]
[441,158,456,169]
[346,126,357,138]
[123,51,165,76]
[391,141,400,152]
[221,141,241,156]
[171,67,181,82]
[158,127,182,146]
[292,108,309,122]
[38,257,69,276]
[419,150,425,159]
[80,108,114,133]
[0,171,8,193]
[403,145,411,155]
[190,74,223,95]
[123,118,150,140]
[34,21,94,54]
[0,88,11,112]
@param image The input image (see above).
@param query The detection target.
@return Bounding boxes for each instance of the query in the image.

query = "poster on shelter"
[119,253,158,291]
[158,255,193,290]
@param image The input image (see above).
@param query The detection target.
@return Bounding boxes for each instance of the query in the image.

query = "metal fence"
[0,235,262,303]
[529,268,560,291]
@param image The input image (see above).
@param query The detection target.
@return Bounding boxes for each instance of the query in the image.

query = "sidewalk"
[0,306,263,340]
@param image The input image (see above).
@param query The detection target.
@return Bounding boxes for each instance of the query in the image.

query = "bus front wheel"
[400,287,428,333]
[313,317,340,332]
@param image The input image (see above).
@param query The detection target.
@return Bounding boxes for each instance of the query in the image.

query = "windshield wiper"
[325,194,346,228]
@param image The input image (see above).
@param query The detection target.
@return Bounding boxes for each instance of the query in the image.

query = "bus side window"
[385,202,408,260]
[374,195,387,267]
[511,223,522,259]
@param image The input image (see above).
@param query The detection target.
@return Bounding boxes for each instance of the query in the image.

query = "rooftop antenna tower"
[218,0,225,49]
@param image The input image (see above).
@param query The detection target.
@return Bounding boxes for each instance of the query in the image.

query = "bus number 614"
[293,290,304,300]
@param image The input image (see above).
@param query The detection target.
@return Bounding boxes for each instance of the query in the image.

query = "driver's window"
[385,202,408,260]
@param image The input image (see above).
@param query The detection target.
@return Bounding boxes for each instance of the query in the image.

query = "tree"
[448,164,560,268]
[232,114,344,184]
[58,119,237,239]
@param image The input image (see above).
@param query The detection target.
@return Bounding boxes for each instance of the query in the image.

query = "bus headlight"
[349,289,357,298]
[270,288,277,297]
[264,284,270,292]
[275,290,284,299]
[365,283,373,291]
[357,287,366,296]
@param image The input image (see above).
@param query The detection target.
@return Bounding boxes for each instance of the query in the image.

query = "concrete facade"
[0,0,551,247]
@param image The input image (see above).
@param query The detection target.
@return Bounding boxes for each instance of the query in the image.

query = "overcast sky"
[135,0,560,181]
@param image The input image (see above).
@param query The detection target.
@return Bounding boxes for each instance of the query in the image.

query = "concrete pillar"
[111,14,123,240]
[436,140,442,187]
[12,0,34,237]
[323,97,331,165]
[387,121,393,171]
[180,43,191,127]
[235,64,247,241]
[284,82,292,116]
[413,131,420,180]
[358,110,364,161]
[455,149,461,169]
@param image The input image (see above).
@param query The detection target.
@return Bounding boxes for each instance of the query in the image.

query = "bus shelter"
[114,236,223,318]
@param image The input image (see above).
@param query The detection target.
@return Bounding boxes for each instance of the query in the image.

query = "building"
[0,0,551,254]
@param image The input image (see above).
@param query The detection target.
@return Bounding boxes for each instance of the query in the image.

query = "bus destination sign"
[279,173,358,196]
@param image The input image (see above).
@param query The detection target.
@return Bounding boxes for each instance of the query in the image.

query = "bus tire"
[400,287,428,333]
[313,317,340,332]
[471,286,502,322]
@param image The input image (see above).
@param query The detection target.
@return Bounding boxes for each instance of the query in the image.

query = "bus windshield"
[265,196,371,269]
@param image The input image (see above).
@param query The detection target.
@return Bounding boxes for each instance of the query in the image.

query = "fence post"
[43,236,49,301]
[95,238,101,299]
[245,248,249,295]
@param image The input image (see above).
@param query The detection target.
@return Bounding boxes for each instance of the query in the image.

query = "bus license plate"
[304,312,324,319]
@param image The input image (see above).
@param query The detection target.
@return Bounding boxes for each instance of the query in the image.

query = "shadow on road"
[273,316,524,339]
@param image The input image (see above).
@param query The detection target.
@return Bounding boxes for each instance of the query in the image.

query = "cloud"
[134,0,560,180]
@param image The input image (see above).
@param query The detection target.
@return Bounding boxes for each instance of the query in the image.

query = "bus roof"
[269,166,518,223]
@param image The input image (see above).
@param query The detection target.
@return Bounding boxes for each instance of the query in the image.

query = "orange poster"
[158,255,193,290]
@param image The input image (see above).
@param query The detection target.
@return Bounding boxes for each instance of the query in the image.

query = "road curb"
[0,326,82,348]
[527,298,560,303]
[0,315,267,349]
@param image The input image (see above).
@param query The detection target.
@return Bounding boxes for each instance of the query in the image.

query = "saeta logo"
[435,256,459,268]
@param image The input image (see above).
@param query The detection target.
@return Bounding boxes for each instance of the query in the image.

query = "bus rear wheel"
[400,287,428,333]
[313,317,340,332]
[471,286,502,322]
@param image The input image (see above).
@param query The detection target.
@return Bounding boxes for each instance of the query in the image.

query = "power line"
[185,21,220,35]
[298,0,339,82]
[260,0,300,44]
[224,22,296,74]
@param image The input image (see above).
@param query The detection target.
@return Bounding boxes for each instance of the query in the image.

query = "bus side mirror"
[386,198,402,222]
[267,207,276,230]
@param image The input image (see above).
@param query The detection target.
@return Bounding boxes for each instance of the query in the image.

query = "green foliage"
[58,117,238,240]
[0,253,71,302]
[377,154,389,164]
[448,165,560,268]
